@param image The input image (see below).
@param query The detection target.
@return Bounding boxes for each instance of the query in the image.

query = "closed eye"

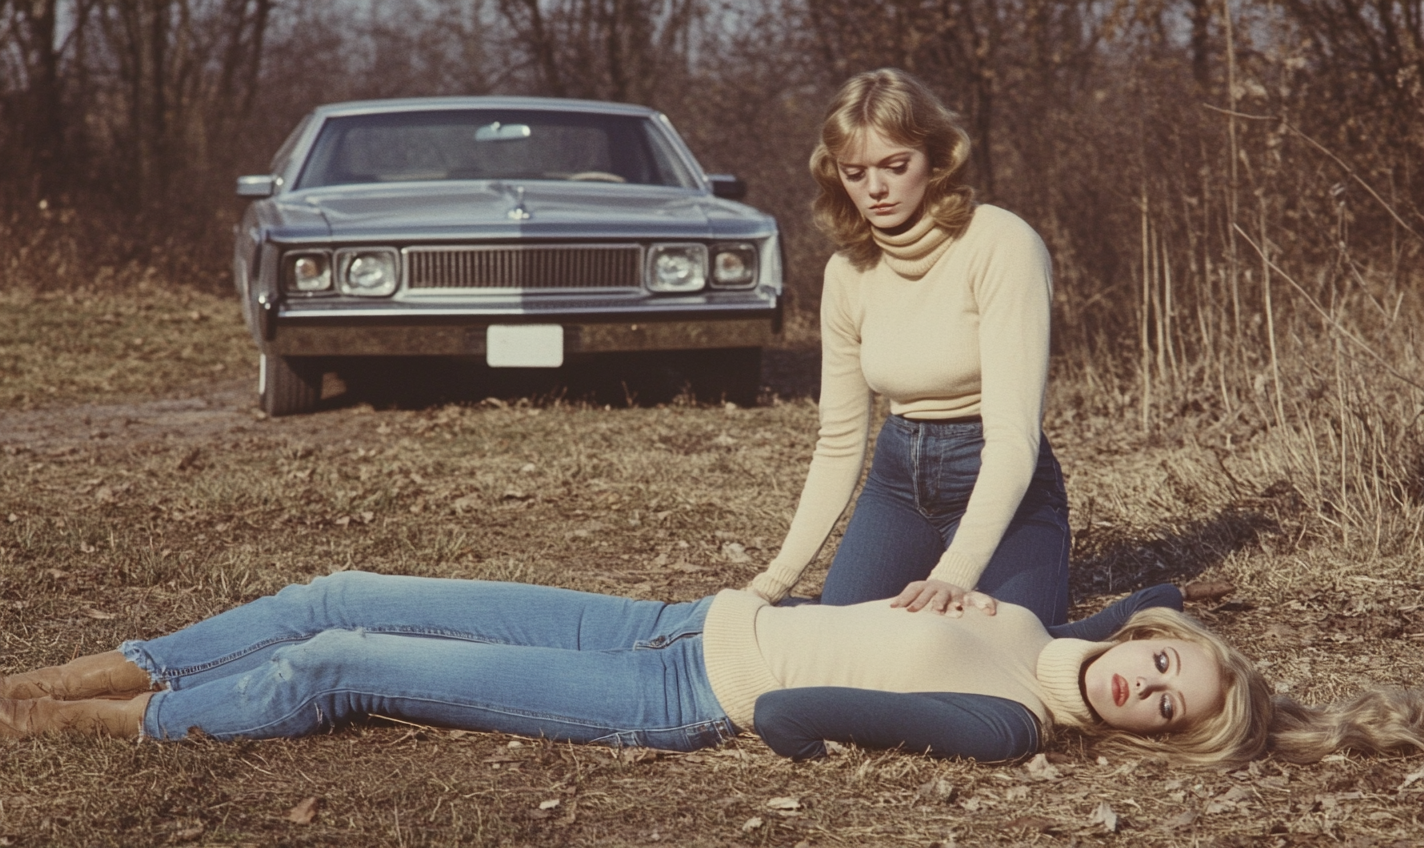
[1159,693,1174,721]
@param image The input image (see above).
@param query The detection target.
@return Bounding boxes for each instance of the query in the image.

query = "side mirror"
[237,175,279,198]
[708,174,747,201]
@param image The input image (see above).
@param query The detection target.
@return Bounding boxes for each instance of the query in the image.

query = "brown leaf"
[1006,815,1059,832]
[1169,809,1199,828]
[286,796,320,825]
[1088,800,1119,832]
[175,448,202,471]
[167,823,204,843]
[1024,753,1062,781]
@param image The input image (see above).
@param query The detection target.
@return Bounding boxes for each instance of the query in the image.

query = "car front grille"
[405,245,644,293]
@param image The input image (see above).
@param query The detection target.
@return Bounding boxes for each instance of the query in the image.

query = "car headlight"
[284,250,332,293]
[336,248,399,296]
[646,244,707,293]
[710,243,758,288]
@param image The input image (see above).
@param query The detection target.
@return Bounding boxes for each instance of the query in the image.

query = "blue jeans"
[820,415,1071,625]
[120,572,736,750]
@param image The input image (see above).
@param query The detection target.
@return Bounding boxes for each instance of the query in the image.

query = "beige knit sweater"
[701,589,1103,732]
[750,205,1054,602]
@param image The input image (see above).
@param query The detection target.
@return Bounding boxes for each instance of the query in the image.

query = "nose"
[867,170,888,198]
[1134,675,1165,698]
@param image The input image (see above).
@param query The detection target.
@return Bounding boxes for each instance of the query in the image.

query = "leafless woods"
[4,1,1424,490]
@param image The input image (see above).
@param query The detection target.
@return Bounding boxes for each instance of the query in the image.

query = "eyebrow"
[1169,646,1187,722]
[838,152,914,170]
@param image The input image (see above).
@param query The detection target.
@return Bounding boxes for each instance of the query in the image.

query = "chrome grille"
[405,245,643,292]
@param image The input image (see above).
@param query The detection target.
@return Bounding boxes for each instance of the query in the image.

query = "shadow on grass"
[1069,483,1306,603]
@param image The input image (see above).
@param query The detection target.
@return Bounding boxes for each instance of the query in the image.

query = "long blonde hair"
[809,68,975,270]
[1072,607,1424,767]
[1270,688,1424,763]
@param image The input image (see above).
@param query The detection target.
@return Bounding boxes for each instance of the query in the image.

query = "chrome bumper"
[263,314,777,356]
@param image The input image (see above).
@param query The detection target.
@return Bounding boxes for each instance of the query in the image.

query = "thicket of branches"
[4,0,1423,545]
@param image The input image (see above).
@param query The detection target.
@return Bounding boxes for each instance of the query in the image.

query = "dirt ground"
[4,315,1424,846]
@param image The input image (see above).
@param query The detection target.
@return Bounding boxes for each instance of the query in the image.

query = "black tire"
[261,353,322,417]
[686,347,762,407]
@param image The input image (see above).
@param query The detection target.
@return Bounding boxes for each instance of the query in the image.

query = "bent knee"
[273,628,368,674]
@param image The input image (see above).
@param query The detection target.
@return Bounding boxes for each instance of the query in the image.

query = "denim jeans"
[121,572,736,750]
[820,415,1071,625]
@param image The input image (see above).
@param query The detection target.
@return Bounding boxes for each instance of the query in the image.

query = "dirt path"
[0,379,268,451]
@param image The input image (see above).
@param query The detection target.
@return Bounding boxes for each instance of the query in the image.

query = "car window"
[293,110,698,190]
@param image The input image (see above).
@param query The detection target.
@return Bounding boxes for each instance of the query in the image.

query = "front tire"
[260,354,322,417]
[686,347,762,407]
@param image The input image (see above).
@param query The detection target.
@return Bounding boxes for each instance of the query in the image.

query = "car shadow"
[308,347,823,411]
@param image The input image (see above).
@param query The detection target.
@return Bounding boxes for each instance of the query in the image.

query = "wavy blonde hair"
[1270,687,1424,763]
[809,68,976,270]
[1072,608,1273,768]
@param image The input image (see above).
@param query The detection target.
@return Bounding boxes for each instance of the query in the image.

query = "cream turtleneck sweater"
[750,205,1054,602]
[700,588,1102,732]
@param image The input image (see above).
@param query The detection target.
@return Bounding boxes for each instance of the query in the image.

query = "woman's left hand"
[891,579,997,617]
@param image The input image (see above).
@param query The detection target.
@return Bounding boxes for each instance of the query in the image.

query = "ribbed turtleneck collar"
[1036,638,1111,730]
[871,213,953,278]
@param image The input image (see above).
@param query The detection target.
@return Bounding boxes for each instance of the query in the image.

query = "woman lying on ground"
[1,572,1419,767]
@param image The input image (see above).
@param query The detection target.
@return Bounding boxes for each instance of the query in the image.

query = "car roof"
[310,95,660,119]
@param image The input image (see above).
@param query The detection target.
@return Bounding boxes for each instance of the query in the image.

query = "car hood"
[271,181,770,242]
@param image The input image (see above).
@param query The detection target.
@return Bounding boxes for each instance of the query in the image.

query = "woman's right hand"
[891,579,997,617]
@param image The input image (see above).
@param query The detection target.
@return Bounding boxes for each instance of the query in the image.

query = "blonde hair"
[1270,688,1424,763]
[809,68,976,270]
[1069,607,1424,767]
[1073,608,1273,768]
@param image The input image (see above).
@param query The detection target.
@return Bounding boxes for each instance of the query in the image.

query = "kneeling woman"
[0,573,1408,766]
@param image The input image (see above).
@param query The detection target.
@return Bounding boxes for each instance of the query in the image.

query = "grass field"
[3,289,1424,846]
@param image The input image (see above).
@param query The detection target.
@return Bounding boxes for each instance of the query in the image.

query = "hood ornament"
[506,185,531,221]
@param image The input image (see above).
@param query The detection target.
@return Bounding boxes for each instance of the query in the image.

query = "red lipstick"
[1112,674,1127,707]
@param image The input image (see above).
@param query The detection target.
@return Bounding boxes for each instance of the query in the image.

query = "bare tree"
[494,0,703,106]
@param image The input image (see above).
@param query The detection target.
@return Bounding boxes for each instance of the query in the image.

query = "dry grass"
[4,290,1424,846]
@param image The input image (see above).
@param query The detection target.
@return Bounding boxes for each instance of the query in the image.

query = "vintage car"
[233,95,782,416]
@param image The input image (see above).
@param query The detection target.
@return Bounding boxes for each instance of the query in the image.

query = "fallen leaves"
[1024,753,1063,781]
[1088,800,1119,832]
[285,796,320,825]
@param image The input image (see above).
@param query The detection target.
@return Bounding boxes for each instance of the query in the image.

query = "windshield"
[294,109,698,190]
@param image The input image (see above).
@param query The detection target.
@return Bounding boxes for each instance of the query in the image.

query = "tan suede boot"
[0,693,150,739]
[0,651,154,701]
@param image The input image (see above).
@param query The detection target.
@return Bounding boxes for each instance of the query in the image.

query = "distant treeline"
[4,1,1422,382]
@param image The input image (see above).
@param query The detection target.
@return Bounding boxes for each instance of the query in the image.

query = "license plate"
[486,324,564,368]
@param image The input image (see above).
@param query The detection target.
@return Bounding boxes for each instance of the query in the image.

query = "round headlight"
[287,252,331,292]
[337,249,399,296]
[711,244,757,288]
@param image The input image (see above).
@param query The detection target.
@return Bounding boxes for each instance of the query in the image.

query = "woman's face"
[1083,639,1225,735]
[836,127,932,231]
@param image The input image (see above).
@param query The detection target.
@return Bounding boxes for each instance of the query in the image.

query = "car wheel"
[687,347,762,407]
[261,353,322,417]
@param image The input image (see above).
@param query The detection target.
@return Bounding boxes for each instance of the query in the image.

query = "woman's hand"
[891,579,997,617]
